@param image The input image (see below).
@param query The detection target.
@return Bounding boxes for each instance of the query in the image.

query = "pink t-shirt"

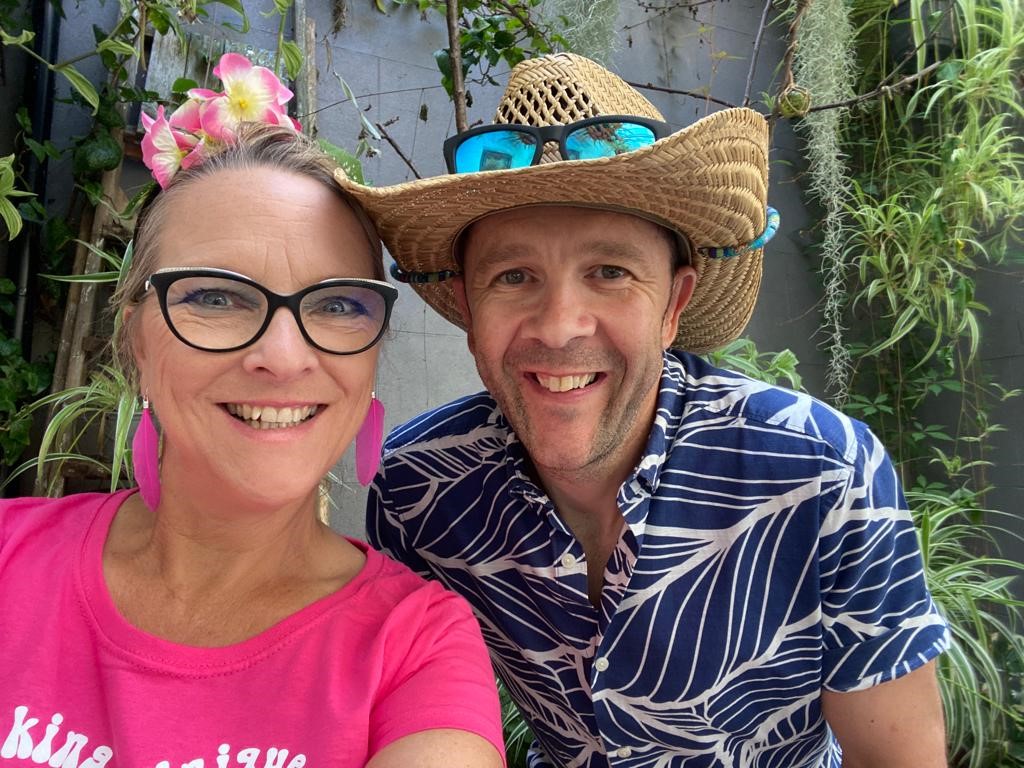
[0,490,505,767]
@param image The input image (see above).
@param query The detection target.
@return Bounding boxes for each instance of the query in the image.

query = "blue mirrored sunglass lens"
[564,122,658,160]
[454,130,539,172]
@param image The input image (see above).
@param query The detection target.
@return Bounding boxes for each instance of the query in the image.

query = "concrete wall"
[975,263,1024,583]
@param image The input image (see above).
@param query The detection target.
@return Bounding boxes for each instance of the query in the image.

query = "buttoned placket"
[508,431,658,765]
[589,482,652,765]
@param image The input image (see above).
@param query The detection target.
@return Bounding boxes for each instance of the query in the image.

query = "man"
[338,53,950,767]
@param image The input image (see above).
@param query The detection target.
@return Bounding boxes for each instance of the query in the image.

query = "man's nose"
[520,280,597,348]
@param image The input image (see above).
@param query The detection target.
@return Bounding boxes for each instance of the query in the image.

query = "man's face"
[455,206,696,481]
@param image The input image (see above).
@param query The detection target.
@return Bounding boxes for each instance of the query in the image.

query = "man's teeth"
[535,373,597,392]
[224,403,318,429]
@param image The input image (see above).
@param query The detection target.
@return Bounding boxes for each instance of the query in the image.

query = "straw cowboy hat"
[335,52,775,353]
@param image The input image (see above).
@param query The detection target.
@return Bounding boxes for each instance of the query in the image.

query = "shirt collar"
[630,350,688,495]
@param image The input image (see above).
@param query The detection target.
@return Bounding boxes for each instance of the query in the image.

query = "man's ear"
[451,275,476,355]
[662,266,698,348]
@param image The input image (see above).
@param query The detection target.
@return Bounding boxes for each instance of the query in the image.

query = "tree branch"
[626,80,738,109]
[743,0,774,107]
[446,0,468,133]
[807,60,943,112]
[490,0,544,40]
[376,121,422,179]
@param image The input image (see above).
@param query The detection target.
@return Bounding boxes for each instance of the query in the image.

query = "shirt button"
[616,746,632,758]
[594,657,610,672]
[560,553,578,568]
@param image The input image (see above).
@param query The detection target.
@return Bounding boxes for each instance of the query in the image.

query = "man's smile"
[532,373,600,392]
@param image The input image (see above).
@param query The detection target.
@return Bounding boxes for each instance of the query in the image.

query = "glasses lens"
[163,275,267,350]
[564,121,658,160]
[453,129,539,173]
[300,283,388,353]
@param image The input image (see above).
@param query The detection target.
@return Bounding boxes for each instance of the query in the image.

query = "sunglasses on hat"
[443,115,673,174]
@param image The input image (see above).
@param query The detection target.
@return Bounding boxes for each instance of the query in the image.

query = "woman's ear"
[122,305,145,368]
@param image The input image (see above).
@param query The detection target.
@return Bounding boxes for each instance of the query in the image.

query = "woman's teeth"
[224,403,318,429]
[535,373,597,392]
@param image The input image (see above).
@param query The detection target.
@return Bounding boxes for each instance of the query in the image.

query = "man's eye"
[496,270,527,285]
[595,265,628,279]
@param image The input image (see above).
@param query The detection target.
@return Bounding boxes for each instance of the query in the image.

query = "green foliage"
[0,280,53,470]
[836,0,1024,762]
[910,486,1024,767]
[2,365,137,495]
[707,338,804,390]
[498,679,533,768]
[0,154,34,241]
[842,0,1023,475]
[788,0,858,402]
[385,0,568,97]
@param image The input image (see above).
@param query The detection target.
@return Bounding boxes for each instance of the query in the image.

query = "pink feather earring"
[132,395,161,510]
[355,393,385,486]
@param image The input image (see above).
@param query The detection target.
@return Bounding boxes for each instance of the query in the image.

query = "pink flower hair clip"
[140,52,301,188]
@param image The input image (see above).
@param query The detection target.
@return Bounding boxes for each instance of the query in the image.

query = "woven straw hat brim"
[336,107,768,354]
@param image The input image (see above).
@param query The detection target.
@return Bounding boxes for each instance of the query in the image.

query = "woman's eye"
[315,297,367,316]
[182,290,235,307]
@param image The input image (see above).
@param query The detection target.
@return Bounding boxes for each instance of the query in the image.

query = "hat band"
[390,206,780,284]
[390,263,459,284]
[700,207,780,259]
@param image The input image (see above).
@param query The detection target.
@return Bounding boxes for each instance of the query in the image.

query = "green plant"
[0,280,53,472]
[0,153,34,241]
[498,678,533,768]
[707,337,804,390]
[1,364,136,494]
[910,486,1024,767]
[835,0,1024,762]
[787,0,858,403]
[383,0,568,97]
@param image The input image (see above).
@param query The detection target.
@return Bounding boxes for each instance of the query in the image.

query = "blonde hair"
[111,123,383,388]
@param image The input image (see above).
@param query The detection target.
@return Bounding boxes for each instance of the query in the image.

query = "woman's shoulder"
[1,490,125,548]
[346,540,475,626]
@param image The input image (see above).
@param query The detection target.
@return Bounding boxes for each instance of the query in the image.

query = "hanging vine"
[784,0,858,405]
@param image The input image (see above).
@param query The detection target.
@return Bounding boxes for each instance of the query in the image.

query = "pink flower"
[198,53,294,142]
[139,53,298,187]
[168,98,202,133]
[140,106,198,189]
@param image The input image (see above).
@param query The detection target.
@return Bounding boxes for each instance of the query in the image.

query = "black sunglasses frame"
[144,267,399,356]
[442,115,674,174]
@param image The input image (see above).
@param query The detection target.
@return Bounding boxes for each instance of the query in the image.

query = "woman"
[0,122,505,767]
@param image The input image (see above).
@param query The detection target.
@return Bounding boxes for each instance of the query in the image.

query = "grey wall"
[975,263,1024,584]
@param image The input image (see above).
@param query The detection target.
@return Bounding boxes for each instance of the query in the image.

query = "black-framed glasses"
[443,115,673,174]
[144,268,398,355]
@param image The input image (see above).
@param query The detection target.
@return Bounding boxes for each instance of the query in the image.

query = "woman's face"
[130,166,382,510]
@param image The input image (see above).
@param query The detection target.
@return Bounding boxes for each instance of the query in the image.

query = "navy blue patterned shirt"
[367,350,949,768]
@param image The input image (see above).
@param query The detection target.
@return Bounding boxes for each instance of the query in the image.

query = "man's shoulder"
[384,391,507,455]
[667,350,873,466]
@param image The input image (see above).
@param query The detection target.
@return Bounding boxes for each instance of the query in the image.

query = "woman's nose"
[241,307,319,378]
